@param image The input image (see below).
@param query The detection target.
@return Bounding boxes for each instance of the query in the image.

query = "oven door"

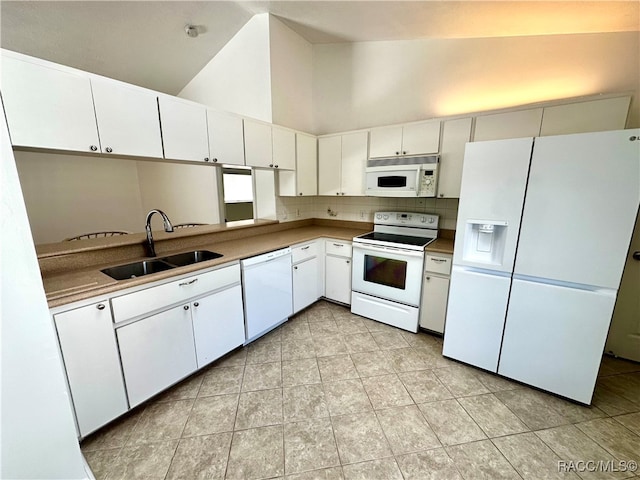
[365,167,420,197]
[352,243,425,307]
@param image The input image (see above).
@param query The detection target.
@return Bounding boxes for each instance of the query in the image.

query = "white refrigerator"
[443,129,640,404]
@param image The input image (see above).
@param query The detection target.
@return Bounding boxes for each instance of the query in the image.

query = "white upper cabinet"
[158,96,209,162]
[340,131,368,196]
[1,55,100,152]
[473,108,543,142]
[272,126,296,170]
[437,117,473,198]
[91,80,163,158]
[279,132,317,197]
[244,119,273,168]
[207,110,245,166]
[540,97,630,136]
[369,120,440,158]
[318,135,342,196]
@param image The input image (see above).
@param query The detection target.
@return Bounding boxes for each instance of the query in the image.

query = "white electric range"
[351,211,439,332]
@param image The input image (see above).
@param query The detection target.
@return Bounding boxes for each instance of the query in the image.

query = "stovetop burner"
[357,231,435,248]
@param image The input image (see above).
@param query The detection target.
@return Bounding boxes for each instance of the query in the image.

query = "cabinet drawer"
[425,254,452,275]
[325,240,352,257]
[112,263,240,323]
[292,241,318,264]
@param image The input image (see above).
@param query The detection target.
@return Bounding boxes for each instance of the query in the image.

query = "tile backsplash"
[276,196,459,230]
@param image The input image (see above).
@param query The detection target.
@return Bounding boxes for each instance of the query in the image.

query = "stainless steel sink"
[101,260,174,280]
[161,250,223,267]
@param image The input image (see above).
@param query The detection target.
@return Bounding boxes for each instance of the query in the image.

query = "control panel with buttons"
[374,212,439,228]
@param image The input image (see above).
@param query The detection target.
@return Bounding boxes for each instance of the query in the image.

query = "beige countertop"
[42,219,456,308]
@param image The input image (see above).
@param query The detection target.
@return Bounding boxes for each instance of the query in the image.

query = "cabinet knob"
[341,192,345,195]
[275,165,279,168]
[184,305,190,311]
[439,194,444,198]
[89,145,98,152]
[299,192,303,196]
[96,303,105,310]
[269,164,274,167]
[633,251,640,261]
[395,151,400,155]
[105,147,113,153]
[194,302,199,307]
[402,151,407,155]
[213,158,218,163]
[346,260,350,264]
[294,266,298,270]
[426,276,431,281]
[204,157,210,162]
[336,192,339,195]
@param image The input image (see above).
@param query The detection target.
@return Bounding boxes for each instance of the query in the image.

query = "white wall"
[1,103,88,479]
[15,152,145,244]
[269,16,313,132]
[312,31,640,134]
[136,161,221,230]
[178,14,273,123]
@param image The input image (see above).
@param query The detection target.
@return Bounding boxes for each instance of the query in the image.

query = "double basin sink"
[101,250,223,281]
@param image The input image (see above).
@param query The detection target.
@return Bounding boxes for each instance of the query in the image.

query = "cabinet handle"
[426,276,431,280]
[341,192,345,195]
[333,243,343,247]
[105,147,113,153]
[402,151,407,155]
[439,193,444,198]
[346,260,350,264]
[294,266,298,270]
[204,157,210,162]
[90,145,98,152]
[395,151,400,155]
[194,302,199,307]
[301,246,310,250]
[96,303,105,310]
[299,192,303,196]
[269,164,274,167]
[430,258,447,263]
[184,305,189,311]
[275,165,279,168]
[336,192,339,195]
[179,278,199,286]
[213,158,218,163]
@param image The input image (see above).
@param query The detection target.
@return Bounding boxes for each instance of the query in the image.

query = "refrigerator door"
[442,266,512,372]
[498,278,617,404]
[453,137,533,273]
[515,129,640,289]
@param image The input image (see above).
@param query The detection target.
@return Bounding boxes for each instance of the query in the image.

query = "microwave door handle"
[414,167,422,196]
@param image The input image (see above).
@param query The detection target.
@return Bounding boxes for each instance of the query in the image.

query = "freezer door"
[498,279,617,404]
[442,267,511,372]
[453,137,533,273]
[515,129,640,289]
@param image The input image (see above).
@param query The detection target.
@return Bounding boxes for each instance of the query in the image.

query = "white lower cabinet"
[54,300,128,437]
[419,254,452,334]
[293,257,320,312]
[324,239,353,305]
[117,305,198,407]
[191,285,245,368]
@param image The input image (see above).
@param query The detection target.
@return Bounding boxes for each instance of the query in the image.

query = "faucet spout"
[145,209,174,257]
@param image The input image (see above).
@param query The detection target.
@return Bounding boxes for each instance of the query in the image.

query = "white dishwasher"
[241,247,293,343]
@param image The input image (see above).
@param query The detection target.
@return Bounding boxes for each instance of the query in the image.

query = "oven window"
[377,176,407,188]
[364,255,407,290]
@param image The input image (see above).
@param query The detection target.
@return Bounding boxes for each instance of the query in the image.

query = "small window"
[222,167,254,222]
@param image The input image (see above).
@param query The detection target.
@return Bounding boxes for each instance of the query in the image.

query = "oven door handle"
[353,243,425,258]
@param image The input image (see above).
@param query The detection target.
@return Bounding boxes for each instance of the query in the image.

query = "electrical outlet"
[296,208,300,217]
[417,198,425,206]
[360,210,365,219]
[282,211,288,220]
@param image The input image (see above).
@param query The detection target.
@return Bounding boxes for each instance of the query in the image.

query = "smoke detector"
[185,25,199,38]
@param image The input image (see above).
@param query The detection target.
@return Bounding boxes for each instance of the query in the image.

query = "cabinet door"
[419,275,450,334]
[207,110,245,166]
[325,255,352,304]
[369,125,403,158]
[54,301,128,437]
[1,56,100,152]
[402,120,441,156]
[296,133,318,196]
[318,135,342,196]
[158,96,209,162]
[540,97,630,136]
[340,131,368,196]
[91,80,163,158]
[191,285,245,368]
[244,119,273,168]
[117,305,197,407]
[473,108,542,142]
[272,126,296,170]
[293,257,320,313]
[437,117,472,198]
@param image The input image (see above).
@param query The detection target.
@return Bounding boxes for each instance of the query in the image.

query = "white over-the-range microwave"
[365,155,439,197]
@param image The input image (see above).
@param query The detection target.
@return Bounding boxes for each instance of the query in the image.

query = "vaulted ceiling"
[1,1,638,95]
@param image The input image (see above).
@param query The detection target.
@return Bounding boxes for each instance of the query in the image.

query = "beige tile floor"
[82,300,640,480]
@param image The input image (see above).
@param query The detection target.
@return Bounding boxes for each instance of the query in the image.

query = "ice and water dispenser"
[462,220,508,266]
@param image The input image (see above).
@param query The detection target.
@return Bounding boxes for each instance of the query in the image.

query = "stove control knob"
[383,214,389,220]
[376,213,382,220]
[421,216,427,223]
[428,217,435,223]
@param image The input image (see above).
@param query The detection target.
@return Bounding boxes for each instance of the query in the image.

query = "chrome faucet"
[145,209,174,257]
